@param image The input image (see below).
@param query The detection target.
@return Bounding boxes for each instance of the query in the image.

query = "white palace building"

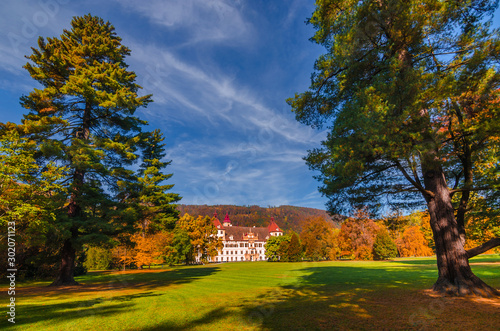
[197,212,283,263]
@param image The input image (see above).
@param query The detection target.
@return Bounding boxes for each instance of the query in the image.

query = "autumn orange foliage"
[338,210,380,260]
[112,232,173,269]
[397,226,433,257]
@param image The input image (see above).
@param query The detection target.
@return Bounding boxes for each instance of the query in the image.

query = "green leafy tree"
[265,235,289,262]
[373,229,398,260]
[0,129,67,277]
[83,246,113,270]
[0,129,66,227]
[289,0,500,296]
[19,15,153,285]
[165,228,193,265]
[287,232,302,262]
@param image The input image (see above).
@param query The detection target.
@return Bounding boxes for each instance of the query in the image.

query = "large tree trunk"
[50,238,78,286]
[50,178,83,286]
[423,163,498,297]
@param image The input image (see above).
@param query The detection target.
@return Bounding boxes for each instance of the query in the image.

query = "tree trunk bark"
[423,163,498,297]
[50,238,78,286]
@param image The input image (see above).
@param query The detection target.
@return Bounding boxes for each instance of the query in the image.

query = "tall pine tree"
[20,15,153,285]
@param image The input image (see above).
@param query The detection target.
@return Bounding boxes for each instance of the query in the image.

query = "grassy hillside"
[4,256,499,330]
[177,204,344,233]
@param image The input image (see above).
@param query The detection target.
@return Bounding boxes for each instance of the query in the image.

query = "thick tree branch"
[466,238,500,259]
[449,186,492,195]
[394,160,435,198]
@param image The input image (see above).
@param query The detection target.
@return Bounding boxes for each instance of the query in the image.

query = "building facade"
[196,212,283,263]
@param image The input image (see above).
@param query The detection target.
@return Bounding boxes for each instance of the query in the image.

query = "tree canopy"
[289,0,500,296]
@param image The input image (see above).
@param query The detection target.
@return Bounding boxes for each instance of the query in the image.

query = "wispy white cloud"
[127,41,323,144]
[121,26,327,207]
[114,0,252,46]
[0,0,76,76]
[164,131,318,207]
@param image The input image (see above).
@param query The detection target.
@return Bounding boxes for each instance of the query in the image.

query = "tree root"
[432,276,499,297]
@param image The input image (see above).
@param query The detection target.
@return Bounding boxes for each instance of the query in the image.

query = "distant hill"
[176,204,344,233]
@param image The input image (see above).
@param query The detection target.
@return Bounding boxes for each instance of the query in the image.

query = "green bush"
[84,246,113,270]
[373,230,398,260]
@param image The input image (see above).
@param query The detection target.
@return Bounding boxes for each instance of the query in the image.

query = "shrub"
[373,230,398,260]
[84,246,113,270]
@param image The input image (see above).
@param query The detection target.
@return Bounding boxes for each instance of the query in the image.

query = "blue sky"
[2,1,500,211]
[0,0,328,209]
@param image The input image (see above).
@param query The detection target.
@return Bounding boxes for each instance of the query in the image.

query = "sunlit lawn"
[2,255,499,330]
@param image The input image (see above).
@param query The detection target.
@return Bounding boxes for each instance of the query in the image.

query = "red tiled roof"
[223,212,231,223]
[213,211,222,229]
[268,217,282,232]
[213,218,222,229]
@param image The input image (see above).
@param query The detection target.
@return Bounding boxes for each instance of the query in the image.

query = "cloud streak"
[128,41,323,144]
[115,0,252,46]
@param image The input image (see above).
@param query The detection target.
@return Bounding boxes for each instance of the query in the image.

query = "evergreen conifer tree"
[125,129,181,235]
[20,15,153,285]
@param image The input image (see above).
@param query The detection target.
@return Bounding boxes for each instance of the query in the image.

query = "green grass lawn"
[2,255,499,330]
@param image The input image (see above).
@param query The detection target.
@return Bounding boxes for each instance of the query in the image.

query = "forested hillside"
[177,205,344,233]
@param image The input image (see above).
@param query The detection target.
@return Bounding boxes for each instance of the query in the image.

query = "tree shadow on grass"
[10,266,220,329]
[132,265,440,330]
[4,298,136,329]
[8,292,166,329]
[241,266,500,330]
[136,265,499,330]
[136,264,499,330]
[19,265,221,296]
[139,307,233,331]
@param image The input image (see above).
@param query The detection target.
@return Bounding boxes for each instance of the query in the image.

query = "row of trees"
[265,214,424,262]
[267,209,499,263]
[84,213,222,270]
[84,206,498,269]
[0,15,180,285]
